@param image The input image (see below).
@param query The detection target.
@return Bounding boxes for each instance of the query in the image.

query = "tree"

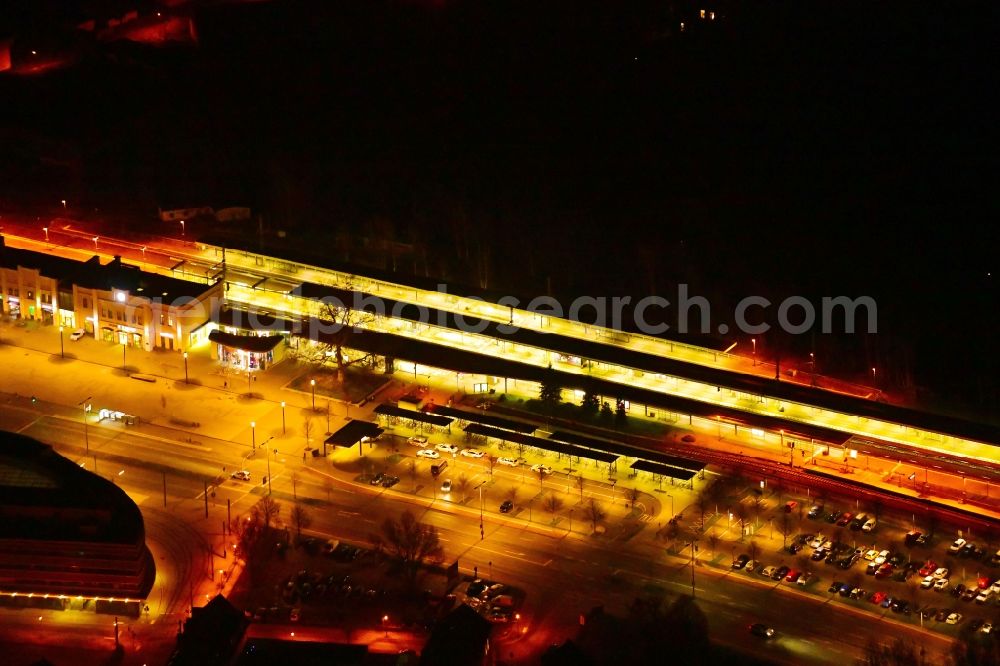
[575,475,585,501]
[456,474,470,502]
[257,495,281,530]
[748,539,759,565]
[303,418,316,450]
[751,495,765,527]
[585,498,606,533]
[865,636,932,666]
[733,504,749,541]
[580,391,600,417]
[694,490,709,532]
[290,504,312,541]
[505,486,519,504]
[539,364,563,412]
[309,300,378,386]
[543,493,563,517]
[373,511,444,583]
[600,401,614,423]
[407,459,417,487]
[707,531,719,558]
[487,455,497,478]
[537,466,547,491]
[778,512,795,549]
[615,399,627,428]
[626,487,640,510]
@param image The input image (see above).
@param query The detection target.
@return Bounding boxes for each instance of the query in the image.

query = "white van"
[862,517,877,532]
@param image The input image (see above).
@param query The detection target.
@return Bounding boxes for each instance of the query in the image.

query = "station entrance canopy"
[464,423,619,465]
[630,459,698,482]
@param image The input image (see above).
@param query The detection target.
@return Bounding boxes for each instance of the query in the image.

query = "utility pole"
[162,471,167,507]
[204,480,209,518]
[691,539,698,598]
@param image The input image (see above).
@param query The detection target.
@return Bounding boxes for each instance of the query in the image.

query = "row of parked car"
[806,504,877,532]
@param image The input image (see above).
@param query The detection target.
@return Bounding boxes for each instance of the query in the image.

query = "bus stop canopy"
[374,403,454,427]
[630,459,697,481]
[464,423,619,464]
[325,420,383,449]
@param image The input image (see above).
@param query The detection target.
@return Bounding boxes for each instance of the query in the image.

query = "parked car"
[875,564,894,579]
[870,591,888,605]
[461,448,486,458]
[380,475,399,488]
[530,464,553,475]
[745,560,758,573]
[370,472,385,486]
[975,589,992,604]
[788,542,804,554]
[440,479,452,493]
[862,517,878,533]
[949,538,968,554]
[951,584,967,598]
[919,561,938,577]
[732,554,750,570]
[784,501,798,513]
[828,581,844,594]
[774,566,790,581]
[864,548,880,561]
[850,514,868,531]
[749,623,775,639]
[785,570,802,583]
[497,457,519,467]
[946,612,963,625]
[934,578,950,592]
[499,500,514,514]
[836,512,853,526]
[825,510,840,523]
[981,622,994,635]
[417,449,440,459]
[808,534,826,549]
[873,550,890,565]
[797,572,814,586]
[962,587,979,602]
[436,443,460,454]
[807,505,824,519]
[933,567,950,580]
[407,435,429,447]
[762,566,778,579]
[960,542,978,559]
[69,328,86,341]
[812,548,829,561]
[904,530,923,546]
[231,470,251,481]
[921,576,935,589]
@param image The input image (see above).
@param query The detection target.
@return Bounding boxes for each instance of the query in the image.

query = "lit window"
[700,9,706,18]
[750,428,765,439]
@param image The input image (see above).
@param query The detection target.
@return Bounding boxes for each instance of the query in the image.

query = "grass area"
[289,366,390,404]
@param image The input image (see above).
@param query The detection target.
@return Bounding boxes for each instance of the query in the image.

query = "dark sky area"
[0,0,996,414]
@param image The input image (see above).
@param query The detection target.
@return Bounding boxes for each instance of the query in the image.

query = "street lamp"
[93,236,99,250]
[250,422,256,451]
[43,227,49,242]
[310,379,316,410]
[264,439,275,494]
[122,342,127,373]
[183,352,189,384]
[59,325,64,358]
[666,493,674,519]
[79,396,92,454]
[281,401,286,435]
[180,220,185,236]
[751,338,756,366]
[872,367,877,387]
[61,199,66,209]
[382,614,389,637]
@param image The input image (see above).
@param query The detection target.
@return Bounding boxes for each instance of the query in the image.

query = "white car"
[407,436,429,447]
[231,470,251,481]
[861,518,877,532]
[975,589,992,604]
[436,443,460,454]
[796,572,813,586]
[981,622,993,635]
[989,581,1000,596]
[873,550,890,565]
[69,328,86,341]
[745,560,758,573]
[416,449,440,459]
[920,575,935,589]
[809,534,826,549]
[949,538,967,554]
[760,566,777,578]
[933,578,950,592]
[496,457,519,467]
[440,479,452,493]
[530,464,553,475]
[946,612,962,625]
[461,448,485,458]
[932,567,949,580]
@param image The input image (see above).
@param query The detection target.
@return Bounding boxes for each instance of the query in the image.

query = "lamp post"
[751,338,756,366]
[667,493,674,519]
[183,352,189,384]
[264,439,275,494]
[872,367,877,387]
[382,615,389,638]
[809,352,816,386]
[93,236,99,250]
[311,379,316,410]
[43,227,49,242]
[61,199,67,209]
[180,220,185,236]
[59,325,64,358]
[281,401,286,435]
[79,397,92,454]
[122,342,127,373]
[250,421,256,451]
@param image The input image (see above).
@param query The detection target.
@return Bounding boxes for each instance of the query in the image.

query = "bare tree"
[408,459,417,488]
[257,495,281,531]
[290,503,312,541]
[733,503,749,542]
[751,495,766,527]
[584,498,606,533]
[538,467,547,491]
[708,531,720,558]
[543,493,563,517]
[316,301,378,386]
[575,475,585,501]
[291,472,300,501]
[456,474,470,502]
[694,490,709,532]
[779,512,795,549]
[372,511,444,583]
[505,485,519,504]
[303,418,316,449]
[487,455,497,479]
[626,487,640,510]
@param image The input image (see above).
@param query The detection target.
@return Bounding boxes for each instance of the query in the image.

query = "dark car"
[888,553,908,567]
[808,505,824,519]
[839,555,859,569]
[825,511,840,523]
[499,500,514,514]
[370,472,385,486]
[838,583,853,597]
[812,548,828,561]
[788,543,803,554]
[828,581,844,594]
[935,608,950,622]
[749,623,775,639]
[774,566,790,581]
[891,599,911,614]
[904,530,923,546]
[380,475,400,488]
[836,512,853,527]
[733,554,750,570]
[960,543,977,559]
[951,584,967,598]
